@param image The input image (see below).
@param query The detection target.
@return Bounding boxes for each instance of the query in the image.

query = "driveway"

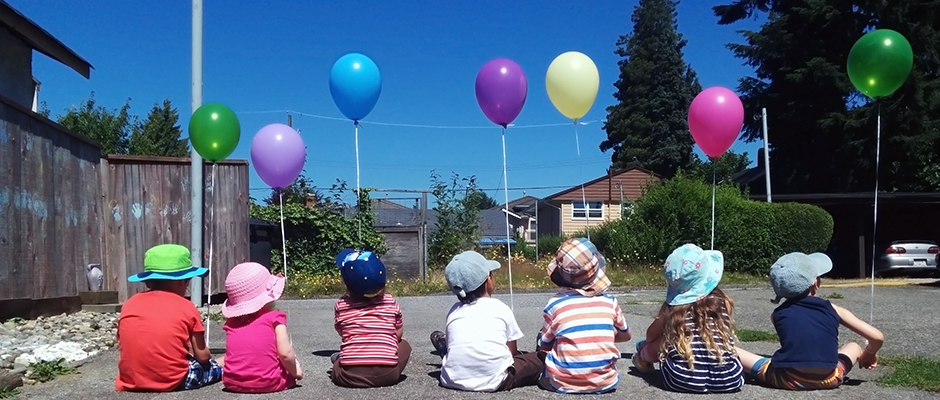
[16,282,940,399]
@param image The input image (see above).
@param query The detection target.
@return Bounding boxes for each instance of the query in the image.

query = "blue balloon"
[329,53,382,121]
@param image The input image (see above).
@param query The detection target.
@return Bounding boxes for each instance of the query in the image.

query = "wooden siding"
[0,95,102,302]
[376,225,426,280]
[552,169,660,202]
[560,202,622,237]
[102,156,249,302]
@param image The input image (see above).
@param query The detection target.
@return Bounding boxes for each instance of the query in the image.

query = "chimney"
[305,193,317,208]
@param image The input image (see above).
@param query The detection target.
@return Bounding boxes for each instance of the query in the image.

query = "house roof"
[732,166,764,186]
[0,0,92,78]
[544,167,663,200]
[754,192,940,205]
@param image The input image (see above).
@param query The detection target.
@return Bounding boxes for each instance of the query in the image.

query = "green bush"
[250,188,387,275]
[536,234,567,257]
[596,175,833,274]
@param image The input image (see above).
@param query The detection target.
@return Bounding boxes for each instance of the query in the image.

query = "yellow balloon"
[546,51,600,121]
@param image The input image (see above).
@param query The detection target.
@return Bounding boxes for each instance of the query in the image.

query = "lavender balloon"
[250,123,307,189]
[475,58,528,127]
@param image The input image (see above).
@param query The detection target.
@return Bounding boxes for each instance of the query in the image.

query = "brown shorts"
[331,339,412,388]
[494,351,544,391]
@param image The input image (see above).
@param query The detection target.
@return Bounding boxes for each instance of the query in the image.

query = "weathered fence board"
[0,95,102,303]
[102,156,249,302]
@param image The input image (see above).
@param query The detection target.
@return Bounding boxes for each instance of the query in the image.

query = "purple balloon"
[250,123,307,189]
[475,58,528,127]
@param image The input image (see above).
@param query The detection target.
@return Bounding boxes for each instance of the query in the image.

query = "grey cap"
[444,251,501,298]
[770,252,833,303]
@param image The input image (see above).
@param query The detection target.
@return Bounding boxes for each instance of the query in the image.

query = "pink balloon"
[688,87,744,158]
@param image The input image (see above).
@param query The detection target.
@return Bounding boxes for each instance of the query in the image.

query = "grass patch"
[283,258,768,298]
[207,312,226,322]
[28,358,77,383]
[0,388,19,399]
[825,292,845,299]
[877,355,940,392]
[737,329,779,342]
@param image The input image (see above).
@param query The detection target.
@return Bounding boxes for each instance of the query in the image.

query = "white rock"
[13,342,89,365]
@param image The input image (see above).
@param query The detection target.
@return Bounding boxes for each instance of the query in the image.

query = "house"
[0,1,91,107]
[733,149,940,278]
[0,1,97,319]
[540,167,662,237]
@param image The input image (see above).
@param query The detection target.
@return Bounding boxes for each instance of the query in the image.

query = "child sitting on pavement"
[632,244,744,393]
[331,249,411,388]
[430,251,542,392]
[736,252,885,390]
[539,238,632,394]
[220,262,303,392]
[115,244,223,391]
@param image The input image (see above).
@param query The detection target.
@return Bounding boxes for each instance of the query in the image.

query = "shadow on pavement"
[312,349,339,357]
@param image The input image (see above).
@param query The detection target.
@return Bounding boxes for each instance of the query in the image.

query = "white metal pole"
[762,108,771,203]
[190,0,204,306]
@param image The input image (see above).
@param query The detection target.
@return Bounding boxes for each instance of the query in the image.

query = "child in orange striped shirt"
[538,238,632,394]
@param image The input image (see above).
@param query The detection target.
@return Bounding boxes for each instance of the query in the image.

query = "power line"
[235,109,602,130]
[248,184,576,193]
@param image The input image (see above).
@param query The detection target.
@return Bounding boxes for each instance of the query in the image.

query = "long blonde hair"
[659,288,737,369]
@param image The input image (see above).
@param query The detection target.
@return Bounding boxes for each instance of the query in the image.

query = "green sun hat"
[128,244,209,282]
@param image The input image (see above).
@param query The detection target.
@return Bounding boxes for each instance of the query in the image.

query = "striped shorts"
[750,354,852,390]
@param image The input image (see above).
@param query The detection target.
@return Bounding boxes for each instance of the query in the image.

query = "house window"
[527,219,537,242]
[572,201,603,220]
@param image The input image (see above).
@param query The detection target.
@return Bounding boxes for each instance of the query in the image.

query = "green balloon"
[189,103,240,162]
[847,29,913,98]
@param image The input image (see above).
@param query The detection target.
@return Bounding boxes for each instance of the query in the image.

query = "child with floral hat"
[538,238,631,394]
[632,244,744,393]
[736,252,884,390]
[116,244,222,391]
[331,249,411,388]
[220,262,302,393]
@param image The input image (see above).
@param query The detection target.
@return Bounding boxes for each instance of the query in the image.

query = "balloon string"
[710,164,716,251]
[279,190,288,278]
[501,127,514,312]
[870,103,881,323]
[354,121,361,241]
[205,163,216,347]
[575,124,589,241]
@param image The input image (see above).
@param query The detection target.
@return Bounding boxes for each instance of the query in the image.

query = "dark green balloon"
[847,29,913,98]
[189,103,240,162]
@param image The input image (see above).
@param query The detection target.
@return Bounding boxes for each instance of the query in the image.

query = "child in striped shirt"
[538,238,632,394]
[632,244,744,393]
[331,249,411,388]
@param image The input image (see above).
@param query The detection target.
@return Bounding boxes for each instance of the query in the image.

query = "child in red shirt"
[331,249,411,387]
[116,244,223,391]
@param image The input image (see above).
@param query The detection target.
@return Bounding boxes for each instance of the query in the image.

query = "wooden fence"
[101,155,249,302]
[0,95,103,305]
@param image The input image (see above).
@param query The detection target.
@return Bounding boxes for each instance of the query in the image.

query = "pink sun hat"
[221,262,285,318]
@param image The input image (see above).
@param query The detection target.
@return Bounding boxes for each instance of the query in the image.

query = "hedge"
[594,175,833,274]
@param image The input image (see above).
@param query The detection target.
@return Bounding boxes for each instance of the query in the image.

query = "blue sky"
[12,0,764,205]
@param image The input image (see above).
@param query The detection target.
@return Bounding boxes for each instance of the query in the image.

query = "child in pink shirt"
[221,262,303,393]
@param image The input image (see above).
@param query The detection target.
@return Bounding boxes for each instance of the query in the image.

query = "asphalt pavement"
[16,281,940,399]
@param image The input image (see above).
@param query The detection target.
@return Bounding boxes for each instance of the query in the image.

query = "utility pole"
[189,0,204,306]
[762,108,772,203]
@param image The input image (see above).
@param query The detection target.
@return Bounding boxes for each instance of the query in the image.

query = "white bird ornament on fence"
[86,263,104,292]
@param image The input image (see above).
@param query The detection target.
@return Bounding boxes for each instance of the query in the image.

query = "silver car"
[874,240,939,276]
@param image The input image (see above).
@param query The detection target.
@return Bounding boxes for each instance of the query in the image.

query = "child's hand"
[859,350,878,369]
[294,359,304,380]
